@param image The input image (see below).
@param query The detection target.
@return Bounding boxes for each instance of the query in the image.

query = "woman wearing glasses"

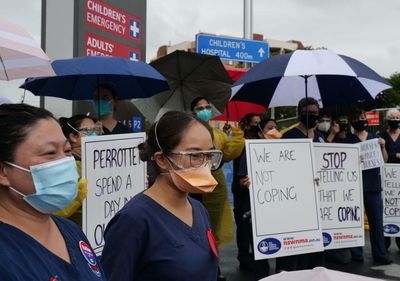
[56,115,102,226]
[101,111,221,281]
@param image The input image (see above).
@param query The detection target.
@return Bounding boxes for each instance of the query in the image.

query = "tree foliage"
[379,72,400,107]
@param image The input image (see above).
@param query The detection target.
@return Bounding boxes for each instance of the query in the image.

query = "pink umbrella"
[260,267,383,281]
[0,19,55,80]
[0,96,13,105]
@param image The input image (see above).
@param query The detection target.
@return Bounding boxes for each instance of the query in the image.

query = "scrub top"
[0,216,105,281]
[380,130,400,163]
[103,122,131,135]
[101,192,219,281]
[282,127,326,142]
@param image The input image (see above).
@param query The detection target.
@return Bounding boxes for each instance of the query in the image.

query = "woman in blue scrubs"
[344,109,391,265]
[0,104,106,281]
[101,111,220,281]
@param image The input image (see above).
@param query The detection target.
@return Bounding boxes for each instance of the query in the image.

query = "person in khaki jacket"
[191,96,245,281]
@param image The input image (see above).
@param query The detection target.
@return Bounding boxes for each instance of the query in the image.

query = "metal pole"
[243,0,252,69]
[243,0,253,40]
[270,107,275,119]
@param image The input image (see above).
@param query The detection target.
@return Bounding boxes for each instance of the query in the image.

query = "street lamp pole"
[243,0,253,41]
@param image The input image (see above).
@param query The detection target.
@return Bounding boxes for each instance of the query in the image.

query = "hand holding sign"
[245,139,323,260]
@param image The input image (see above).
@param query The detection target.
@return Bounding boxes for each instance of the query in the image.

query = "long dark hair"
[0,104,56,162]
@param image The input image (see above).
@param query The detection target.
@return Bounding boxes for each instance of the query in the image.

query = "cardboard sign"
[81,133,146,256]
[314,143,364,249]
[382,164,400,237]
[359,138,384,170]
[245,139,323,260]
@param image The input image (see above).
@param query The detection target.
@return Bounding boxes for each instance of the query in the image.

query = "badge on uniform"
[79,241,102,277]
[207,228,219,258]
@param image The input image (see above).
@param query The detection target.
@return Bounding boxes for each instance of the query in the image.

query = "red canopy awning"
[212,67,267,122]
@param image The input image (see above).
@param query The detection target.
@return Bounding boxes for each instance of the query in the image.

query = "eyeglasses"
[194,105,212,112]
[78,123,103,135]
[168,149,223,171]
[68,121,103,136]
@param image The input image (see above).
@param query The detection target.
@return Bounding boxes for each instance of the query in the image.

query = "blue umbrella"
[20,56,169,100]
[231,49,392,108]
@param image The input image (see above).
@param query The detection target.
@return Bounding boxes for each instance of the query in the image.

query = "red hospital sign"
[85,32,141,61]
[86,0,142,43]
[366,111,380,126]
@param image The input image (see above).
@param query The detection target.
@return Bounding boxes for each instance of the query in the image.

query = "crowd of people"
[0,93,399,280]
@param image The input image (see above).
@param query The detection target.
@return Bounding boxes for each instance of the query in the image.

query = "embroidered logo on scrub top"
[79,241,102,277]
[49,276,59,281]
[207,228,219,258]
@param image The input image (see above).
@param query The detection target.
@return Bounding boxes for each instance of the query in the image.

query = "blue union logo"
[384,224,400,234]
[323,232,332,247]
[257,238,281,255]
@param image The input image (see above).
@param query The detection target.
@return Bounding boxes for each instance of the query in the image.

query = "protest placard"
[246,139,323,260]
[382,164,400,237]
[359,138,384,170]
[314,143,364,250]
[81,133,146,256]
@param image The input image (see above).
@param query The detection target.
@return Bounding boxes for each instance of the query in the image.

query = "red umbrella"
[213,67,267,122]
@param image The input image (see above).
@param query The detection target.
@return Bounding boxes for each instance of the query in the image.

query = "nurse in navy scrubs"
[101,111,220,281]
[0,104,106,281]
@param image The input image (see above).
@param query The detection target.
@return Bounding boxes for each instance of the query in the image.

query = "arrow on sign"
[258,48,265,57]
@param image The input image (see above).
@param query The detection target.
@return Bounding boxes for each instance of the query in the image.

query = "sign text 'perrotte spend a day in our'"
[82,133,146,256]
[245,139,323,260]
[382,164,400,237]
[314,143,364,250]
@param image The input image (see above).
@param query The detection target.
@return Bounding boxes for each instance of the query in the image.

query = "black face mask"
[388,120,400,130]
[249,125,260,135]
[339,122,349,132]
[299,114,319,129]
[351,120,368,131]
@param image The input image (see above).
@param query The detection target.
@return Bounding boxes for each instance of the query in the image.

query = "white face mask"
[317,121,331,132]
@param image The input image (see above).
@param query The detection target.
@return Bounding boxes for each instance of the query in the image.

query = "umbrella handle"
[225,102,230,122]
[223,103,231,134]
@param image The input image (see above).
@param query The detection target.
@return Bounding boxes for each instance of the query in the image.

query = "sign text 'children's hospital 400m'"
[196,34,269,64]
[81,133,146,256]
[245,139,323,260]
[314,143,364,250]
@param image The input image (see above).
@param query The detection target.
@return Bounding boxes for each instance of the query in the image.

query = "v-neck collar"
[386,130,400,144]
[141,193,198,231]
[0,217,77,269]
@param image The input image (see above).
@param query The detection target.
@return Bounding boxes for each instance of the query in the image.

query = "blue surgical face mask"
[93,100,113,117]
[84,132,98,137]
[6,157,79,214]
[196,109,212,122]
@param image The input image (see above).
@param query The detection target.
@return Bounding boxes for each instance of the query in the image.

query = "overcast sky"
[1,0,399,104]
